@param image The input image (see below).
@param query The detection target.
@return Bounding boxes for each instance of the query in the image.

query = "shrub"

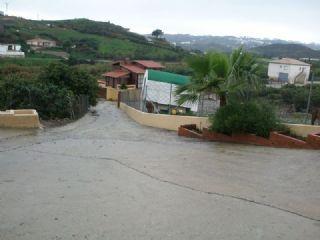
[0,77,75,119]
[0,62,98,119]
[40,62,98,105]
[210,101,279,138]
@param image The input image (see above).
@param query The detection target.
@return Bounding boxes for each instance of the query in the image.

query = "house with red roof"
[102,60,165,89]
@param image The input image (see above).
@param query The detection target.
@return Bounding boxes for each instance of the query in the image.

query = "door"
[278,72,289,82]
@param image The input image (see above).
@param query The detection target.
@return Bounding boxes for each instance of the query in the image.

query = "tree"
[176,47,261,107]
[152,29,164,38]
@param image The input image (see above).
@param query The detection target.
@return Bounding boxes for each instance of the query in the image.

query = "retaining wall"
[0,110,40,128]
[179,125,320,150]
[120,103,210,131]
[120,103,320,137]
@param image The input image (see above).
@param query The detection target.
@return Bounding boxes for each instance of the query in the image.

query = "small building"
[268,58,311,85]
[0,44,25,58]
[27,38,57,49]
[103,60,165,89]
[141,70,198,114]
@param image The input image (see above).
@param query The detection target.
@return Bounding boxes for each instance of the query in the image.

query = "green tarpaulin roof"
[147,69,190,85]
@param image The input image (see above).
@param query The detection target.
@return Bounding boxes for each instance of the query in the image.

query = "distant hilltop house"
[102,60,165,89]
[0,44,25,58]
[27,38,57,49]
[268,58,311,85]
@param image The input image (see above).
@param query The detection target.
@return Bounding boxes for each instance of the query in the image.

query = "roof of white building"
[27,38,56,43]
[270,58,311,66]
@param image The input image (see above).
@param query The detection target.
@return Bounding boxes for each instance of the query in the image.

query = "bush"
[210,101,279,138]
[40,62,98,105]
[258,85,320,112]
[0,62,98,119]
[0,77,75,119]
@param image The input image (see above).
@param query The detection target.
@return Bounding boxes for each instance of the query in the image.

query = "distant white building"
[27,38,57,49]
[268,58,311,85]
[0,44,25,58]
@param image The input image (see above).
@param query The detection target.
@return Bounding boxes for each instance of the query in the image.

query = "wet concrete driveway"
[0,101,320,239]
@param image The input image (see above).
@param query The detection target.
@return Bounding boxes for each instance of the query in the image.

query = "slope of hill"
[0,16,187,61]
[249,44,320,58]
[164,34,320,53]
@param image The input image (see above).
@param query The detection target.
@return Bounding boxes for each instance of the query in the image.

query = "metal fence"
[71,94,90,120]
[120,89,218,116]
[120,89,142,110]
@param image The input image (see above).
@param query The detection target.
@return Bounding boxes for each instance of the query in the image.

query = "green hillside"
[249,44,320,59]
[0,16,187,61]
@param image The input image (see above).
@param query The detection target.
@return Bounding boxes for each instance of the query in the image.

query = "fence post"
[117,91,121,108]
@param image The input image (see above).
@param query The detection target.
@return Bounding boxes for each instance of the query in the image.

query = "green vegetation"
[0,57,59,68]
[176,47,262,107]
[250,44,320,59]
[0,16,187,61]
[175,48,283,137]
[259,84,320,111]
[152,29,164,39]
[210,101,278,138]
[0,62,98,120]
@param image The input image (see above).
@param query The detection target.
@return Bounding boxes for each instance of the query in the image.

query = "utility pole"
[305,72,314,124]
[5,2,8,15]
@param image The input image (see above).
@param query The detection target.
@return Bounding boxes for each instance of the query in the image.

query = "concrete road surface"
[0,101,319,240]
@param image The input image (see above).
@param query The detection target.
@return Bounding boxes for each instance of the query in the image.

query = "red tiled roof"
[121,64,146,74]
[134,60,165,69]
[102,69,129,78]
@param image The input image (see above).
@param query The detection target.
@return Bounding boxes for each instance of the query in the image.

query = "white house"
[27,38,57,49]
[268,58,311,85]
[0,44,25,58]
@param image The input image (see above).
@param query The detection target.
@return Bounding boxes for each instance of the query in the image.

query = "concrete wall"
[286,124,320,138]
[107,87,139,101]
[120,103,210,131]
[120,103,320,136]
[0,110,40,128]
[107,87,119,101]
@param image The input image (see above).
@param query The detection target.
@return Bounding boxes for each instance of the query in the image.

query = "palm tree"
[176,47,261,108]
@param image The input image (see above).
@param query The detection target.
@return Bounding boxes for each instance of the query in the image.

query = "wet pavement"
[0,101,320,240]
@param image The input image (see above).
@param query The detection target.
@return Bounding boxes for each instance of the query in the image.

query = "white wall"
[0,45,7,53]
[0,44,25,58]
[268,63,311,84]
[143,79,198,112]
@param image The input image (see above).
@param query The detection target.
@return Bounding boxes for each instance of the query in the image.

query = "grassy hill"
[249,44,320,59]
[0,16,187,61]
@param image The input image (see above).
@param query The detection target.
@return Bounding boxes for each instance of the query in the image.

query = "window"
[284,65,288,70]
[138,74,144,89]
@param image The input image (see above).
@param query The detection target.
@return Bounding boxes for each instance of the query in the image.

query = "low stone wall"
[286,124,320,138]
[0,110,40,128]
[120,103,210,131]
[120,103,320,138]
[178,125,320,150]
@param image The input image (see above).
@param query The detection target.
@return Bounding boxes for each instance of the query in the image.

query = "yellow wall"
[107,87,119,101]
[286,124,320,137]
[106,87,139,102]
[120,102,210,131]
[120,103,320,136]
[0,110,40,128]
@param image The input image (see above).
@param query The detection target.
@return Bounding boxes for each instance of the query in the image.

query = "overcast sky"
[2,0,320,43]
